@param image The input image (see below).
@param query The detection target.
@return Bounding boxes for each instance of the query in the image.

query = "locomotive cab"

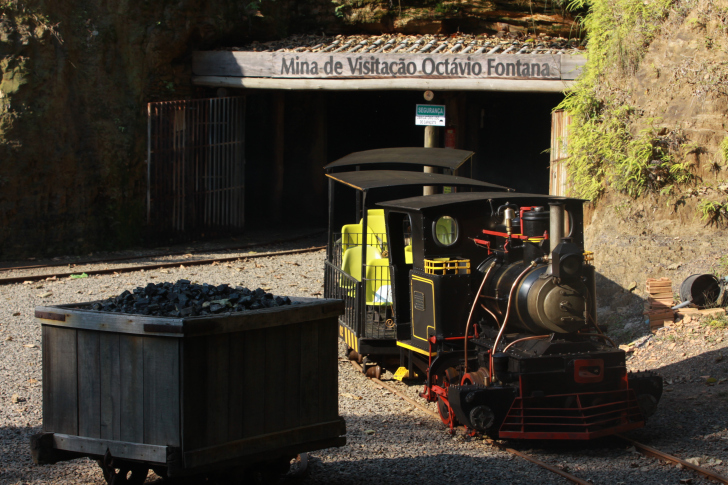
[380,192,663,440]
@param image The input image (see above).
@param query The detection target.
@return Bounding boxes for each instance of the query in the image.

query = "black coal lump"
[83,280,294,317]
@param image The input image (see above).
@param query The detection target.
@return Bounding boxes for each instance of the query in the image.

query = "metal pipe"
[489,261,536,383]
[503,335,551,353]
[549,202,565,273]
[464,261,497,374]
[671,299,692,310]
[480,304,500,327]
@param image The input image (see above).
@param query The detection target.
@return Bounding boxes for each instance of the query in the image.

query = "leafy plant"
[720,136,728,162]
[557,0,688,201]
[697,199,728,226]
[334,4,348,18]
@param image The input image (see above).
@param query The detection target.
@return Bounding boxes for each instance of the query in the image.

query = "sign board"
[416,104,445,126]
[193,52,566,80]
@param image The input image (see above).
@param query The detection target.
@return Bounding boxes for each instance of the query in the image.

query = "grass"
[700,313,728,330]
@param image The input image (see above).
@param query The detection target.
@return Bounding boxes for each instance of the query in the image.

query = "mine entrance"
[243,89,562,228]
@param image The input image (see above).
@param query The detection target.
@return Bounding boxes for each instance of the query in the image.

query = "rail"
[349,360,728,485]
[0,246,325,285]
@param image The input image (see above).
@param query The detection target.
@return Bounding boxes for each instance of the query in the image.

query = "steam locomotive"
[324,148,663,439]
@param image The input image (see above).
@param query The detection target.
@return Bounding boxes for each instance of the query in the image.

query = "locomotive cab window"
[433,216,458,246]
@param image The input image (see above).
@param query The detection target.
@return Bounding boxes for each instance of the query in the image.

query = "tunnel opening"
[243,89,563,229]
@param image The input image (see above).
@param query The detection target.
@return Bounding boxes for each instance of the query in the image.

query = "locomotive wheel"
[434,367,460,429]
[461,368,488,386]
[437,396,454,427]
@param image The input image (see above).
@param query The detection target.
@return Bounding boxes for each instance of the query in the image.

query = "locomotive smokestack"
[549,202,565,274]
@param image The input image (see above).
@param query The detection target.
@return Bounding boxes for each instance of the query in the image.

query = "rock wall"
[0,0,258,257]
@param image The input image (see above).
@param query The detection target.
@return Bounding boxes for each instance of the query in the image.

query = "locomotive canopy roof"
[326,170,510,192]
[378,191,581,211]
[324,147,474,172]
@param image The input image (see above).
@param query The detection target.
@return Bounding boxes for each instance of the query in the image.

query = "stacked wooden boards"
[644,278,674,331]
[32,297,345,478]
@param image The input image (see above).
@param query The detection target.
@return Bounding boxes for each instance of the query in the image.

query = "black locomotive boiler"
[324,148,662,440]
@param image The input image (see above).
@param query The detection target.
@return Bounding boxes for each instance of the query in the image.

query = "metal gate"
[147,97,245,235]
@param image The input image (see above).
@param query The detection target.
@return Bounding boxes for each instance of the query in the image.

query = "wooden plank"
[205,334,229,447]
[193,75,575,92]
[318,317,339,422]
[560,54,586,80]
[182,300,345,336]
[36,299,343,337]
[242,329,265,439]
[192,51,564,80]
[119,335,144,443]
[227,332,246,441]
[99,333,121,441]
[41,326,54,433]
[183,419,345,470]
[298,320,319,426]
[42,326,78,436]
[283,322,301,430]
[143,337,181,447]
[52,433,167,464]
[264,325,286,434]
[181,336,208,450]
[77,330,101,439]
[35,306,184,336]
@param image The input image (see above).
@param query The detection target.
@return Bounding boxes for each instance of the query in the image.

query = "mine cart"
[31,297,346,482]
[323,147,510,369]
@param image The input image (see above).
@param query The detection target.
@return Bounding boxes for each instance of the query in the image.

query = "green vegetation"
[697,199,728,225]
[558,0,698,200]
[700,313,728,329]
[719,254,728,274]
[720,135,728,162]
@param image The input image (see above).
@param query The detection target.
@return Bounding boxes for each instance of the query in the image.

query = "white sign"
[416,104,446,126]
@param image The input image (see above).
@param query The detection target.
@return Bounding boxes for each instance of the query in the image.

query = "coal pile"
[85,280,293,317]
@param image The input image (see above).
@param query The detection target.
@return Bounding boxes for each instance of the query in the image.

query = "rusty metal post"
[424,126,437,196]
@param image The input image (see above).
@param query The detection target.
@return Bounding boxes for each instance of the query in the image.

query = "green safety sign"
[415,104,446,126]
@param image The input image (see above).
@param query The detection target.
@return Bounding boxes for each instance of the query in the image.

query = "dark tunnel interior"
[244,89,563,228]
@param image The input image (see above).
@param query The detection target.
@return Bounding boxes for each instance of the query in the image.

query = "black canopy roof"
[378,192,580,211]
[324,147,475,171]
[326,170,510,192]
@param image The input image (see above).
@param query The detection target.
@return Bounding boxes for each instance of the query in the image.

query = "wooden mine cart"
[31,297,346,482]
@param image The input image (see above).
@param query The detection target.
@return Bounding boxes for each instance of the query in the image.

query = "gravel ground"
[1,235,727,484]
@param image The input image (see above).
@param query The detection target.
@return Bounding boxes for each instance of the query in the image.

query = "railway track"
[0,245,326,285]
[350,361,728,485]
[0,230,325,273]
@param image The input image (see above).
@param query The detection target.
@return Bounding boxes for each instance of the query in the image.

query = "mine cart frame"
[31,297,346,479]
[323,147,510,358]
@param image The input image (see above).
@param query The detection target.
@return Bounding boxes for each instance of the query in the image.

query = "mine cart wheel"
[97,451,149,485]
[247,455,296,483]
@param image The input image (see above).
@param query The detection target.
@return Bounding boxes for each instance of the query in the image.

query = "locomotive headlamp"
[560,253,582,277]
[551,240,583,281]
